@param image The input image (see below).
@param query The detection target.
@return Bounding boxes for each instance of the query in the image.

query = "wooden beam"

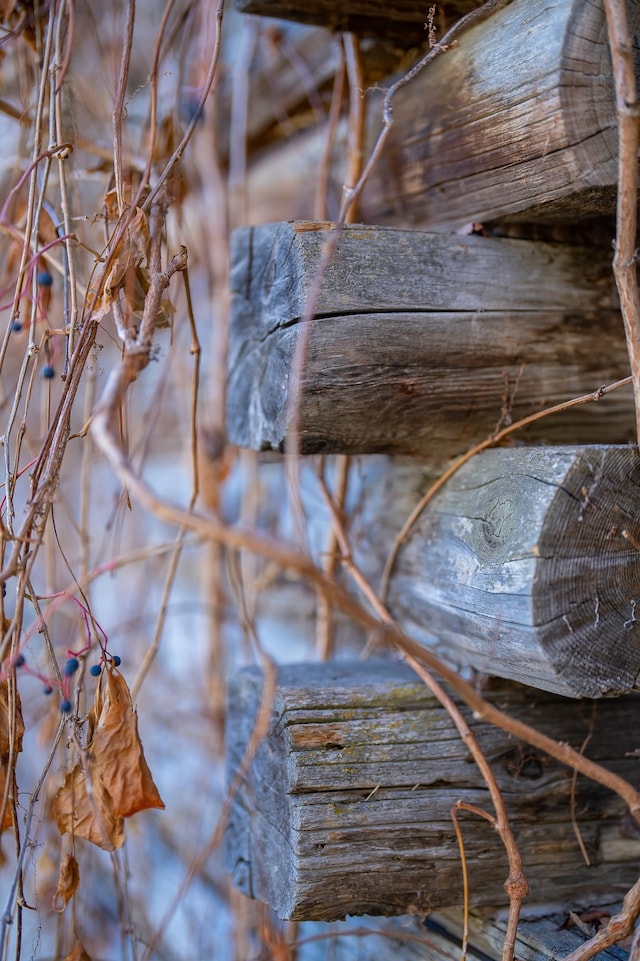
[225,661,640,922]
[386,445,640,698]
[227,221,633,461]
[233,0,484,43]
[363,0,638,226]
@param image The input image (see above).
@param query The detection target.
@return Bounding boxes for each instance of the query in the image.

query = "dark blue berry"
[42,365,55,379]
[112,655,121,667]
[63,657,80,676]
[10,320,22,333]
[60,699,72,713]
[89,664,102,677]
[37,271,53,288]
[43,685,53,695]
[2,583,6,597]
[14,654,25,668]
[180,92,204,125]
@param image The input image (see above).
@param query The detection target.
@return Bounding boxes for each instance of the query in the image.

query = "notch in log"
[227,221,633,461]
[386,445,640,698]
[224,661,640,922]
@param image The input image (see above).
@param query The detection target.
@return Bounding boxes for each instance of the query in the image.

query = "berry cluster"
[10,651,122,713]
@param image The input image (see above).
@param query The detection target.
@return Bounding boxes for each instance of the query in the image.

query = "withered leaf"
[127,206,150,269]
[87,206,151,321]
[0,678,24,833]
[52,763,125,852]
[53,853,80,912]
[62,939,93,961]
[92,667,164,817]
[0,677,25,756]
[53,665,163,850]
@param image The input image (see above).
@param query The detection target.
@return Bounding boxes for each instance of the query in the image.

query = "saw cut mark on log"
[227,221,633,460]
[387,445,640,698]
[224,661,640,923]
[358,0,638,227]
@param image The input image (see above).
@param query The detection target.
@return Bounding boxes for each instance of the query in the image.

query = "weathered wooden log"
[227,221,633,460]
[364,0,638,227]
[233,0,484,43]
[224,661,640,922]
[385,445,640,698]
[299,913,631,961]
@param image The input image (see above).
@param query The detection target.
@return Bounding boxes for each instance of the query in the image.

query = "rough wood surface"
[386,445,640,698]
[227,221,633,460]
[361,0,640,227]
[224,661,640,922]
[234,0,485,42]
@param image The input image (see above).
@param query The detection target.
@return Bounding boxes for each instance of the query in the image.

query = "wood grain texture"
[227,221,633,460]
[224,661,640,922]
[387,445,640,698]
[360,0,640,227]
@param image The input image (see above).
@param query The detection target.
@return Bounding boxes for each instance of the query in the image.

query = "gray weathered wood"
[227,221,633,460]
[241,0,640,226]
[385,445,640,698]
[434,909,631,961]
[297,916,493,961]
[361,0,640,227]
[297,913,630,961]
[224,661,640,922]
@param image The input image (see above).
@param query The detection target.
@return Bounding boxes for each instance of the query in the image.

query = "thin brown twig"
[338,0,511,222]
[315,454,350,659]
[604,0,640,444]
[142,0,225,212]
[561,876,640,961]
[342,33,365,224]
[450,804,471,961]
[314,43,345,221]
[112,0,136,215]
[314,33,362,659]
[403,656,527,961]
[570,729,594,868]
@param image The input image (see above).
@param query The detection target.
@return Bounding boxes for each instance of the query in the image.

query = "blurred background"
[0,3,428,958]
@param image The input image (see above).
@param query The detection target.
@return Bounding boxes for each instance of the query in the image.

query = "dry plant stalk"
[604,0,640,444]
[0,1,226,957]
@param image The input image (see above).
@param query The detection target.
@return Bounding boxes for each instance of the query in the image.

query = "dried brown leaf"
[52,666,163,850]
[53,853,80,912]
[62,939,93,961]
[0,677,25,756]
[0,678,24,832]
[92,667,164,817]
[52,763,125,852]
[127,206,150,269]
[87,207,151,321]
